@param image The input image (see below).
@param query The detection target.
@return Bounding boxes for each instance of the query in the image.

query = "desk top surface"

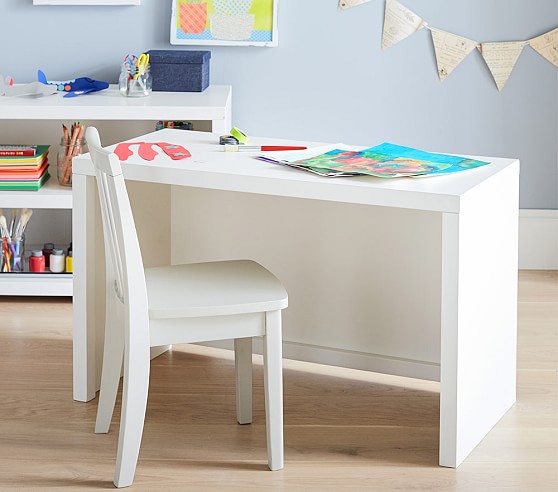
[73,129,519,213]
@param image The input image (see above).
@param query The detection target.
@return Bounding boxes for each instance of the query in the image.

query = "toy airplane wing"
[0,74,57,98]
[38,70,109,97]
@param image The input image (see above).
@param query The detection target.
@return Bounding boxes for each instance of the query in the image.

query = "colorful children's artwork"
[260,143,491,178]
[293,143,491,178]
[171,0,278,47]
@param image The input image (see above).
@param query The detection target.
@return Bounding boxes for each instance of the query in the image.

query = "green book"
[0,171,50,190]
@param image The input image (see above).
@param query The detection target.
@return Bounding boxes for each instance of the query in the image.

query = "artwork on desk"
[171,0,278,47]
[260,143,491,178]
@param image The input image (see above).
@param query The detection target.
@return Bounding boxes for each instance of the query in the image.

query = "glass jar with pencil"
[57,123,87,187]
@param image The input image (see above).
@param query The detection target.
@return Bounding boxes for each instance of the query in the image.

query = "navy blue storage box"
[147,50,211,92]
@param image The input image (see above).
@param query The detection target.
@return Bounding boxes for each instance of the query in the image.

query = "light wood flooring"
[0,270,556,491]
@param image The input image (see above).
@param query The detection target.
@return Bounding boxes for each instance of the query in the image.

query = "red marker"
[224,145,307,152]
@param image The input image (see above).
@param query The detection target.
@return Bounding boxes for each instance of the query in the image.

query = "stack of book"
[0,145,50,190]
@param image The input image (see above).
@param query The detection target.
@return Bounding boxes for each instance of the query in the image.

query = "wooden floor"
[0,270,556,491]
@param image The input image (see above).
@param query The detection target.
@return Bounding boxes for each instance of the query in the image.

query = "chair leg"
[234,337,253,425]
[95,298,124,434]
[263,310,284,471]
[113,328,150,488]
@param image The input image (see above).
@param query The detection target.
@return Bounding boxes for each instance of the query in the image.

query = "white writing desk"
[72,129,519,468]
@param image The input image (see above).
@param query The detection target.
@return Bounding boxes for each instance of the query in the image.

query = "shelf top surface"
[73,130,519,213]
[0,172,72,207]
[0,85,231,120]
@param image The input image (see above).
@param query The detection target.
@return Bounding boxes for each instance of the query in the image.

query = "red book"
[0,145,37,157]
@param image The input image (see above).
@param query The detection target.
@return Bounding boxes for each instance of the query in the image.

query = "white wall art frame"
[171,0,278,47]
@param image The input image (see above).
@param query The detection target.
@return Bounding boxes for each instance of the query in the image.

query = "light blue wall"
[1,0,557,208]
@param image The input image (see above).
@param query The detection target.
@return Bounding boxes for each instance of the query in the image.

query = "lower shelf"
[0,273,72,296]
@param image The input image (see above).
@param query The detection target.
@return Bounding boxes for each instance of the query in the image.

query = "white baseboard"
[519,209,558,270]
[200,339,441,382]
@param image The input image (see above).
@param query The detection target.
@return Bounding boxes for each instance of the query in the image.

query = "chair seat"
[145,259,288,319]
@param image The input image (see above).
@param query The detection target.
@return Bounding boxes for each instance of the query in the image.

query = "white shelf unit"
[0,84,232,296]
[0,178,73,296]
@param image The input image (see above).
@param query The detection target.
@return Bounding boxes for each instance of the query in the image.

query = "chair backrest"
[86,127,148,318]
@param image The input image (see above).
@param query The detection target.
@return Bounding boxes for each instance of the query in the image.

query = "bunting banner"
[338,0,372,11]
[529,27,558,68]
[382,0,426,50]
[339,0,558,91]
[479,41,528,91]
[430,28,478,81]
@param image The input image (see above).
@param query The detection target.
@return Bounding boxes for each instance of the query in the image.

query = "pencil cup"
[119,63,152,97]
[57,137,87,187]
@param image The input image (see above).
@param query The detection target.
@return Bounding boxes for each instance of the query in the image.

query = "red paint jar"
[29,250,46,273]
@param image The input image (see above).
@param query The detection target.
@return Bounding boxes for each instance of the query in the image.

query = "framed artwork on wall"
[171,0,278,47]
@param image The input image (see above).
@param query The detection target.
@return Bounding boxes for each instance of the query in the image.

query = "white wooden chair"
[86,127,287,488]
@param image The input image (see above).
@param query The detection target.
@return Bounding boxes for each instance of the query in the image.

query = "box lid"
[147,50,211,65]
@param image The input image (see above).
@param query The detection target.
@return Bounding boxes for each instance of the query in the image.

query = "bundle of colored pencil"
[61,122,85,186]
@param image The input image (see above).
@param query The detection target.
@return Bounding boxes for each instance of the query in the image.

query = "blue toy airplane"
[38,70,109,98]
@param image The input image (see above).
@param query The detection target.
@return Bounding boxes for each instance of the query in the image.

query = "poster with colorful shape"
[171,0,278,46]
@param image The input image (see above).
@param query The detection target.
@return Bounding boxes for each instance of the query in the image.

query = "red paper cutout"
[138,142,158,161]
[156,142,191,160]
[113,142,191,161]
[114,143,134,161]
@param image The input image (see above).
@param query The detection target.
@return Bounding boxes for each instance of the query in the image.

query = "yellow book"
[0,145,49,165]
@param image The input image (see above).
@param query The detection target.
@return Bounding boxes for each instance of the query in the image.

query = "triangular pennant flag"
[382,0,426,50]
[479,41,527,91]
[430,28,478,81]
[337,0,372,11]
[529,27,558,68]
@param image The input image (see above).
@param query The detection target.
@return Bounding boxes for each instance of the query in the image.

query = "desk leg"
[73,173,98,402]
[439,165,519,467]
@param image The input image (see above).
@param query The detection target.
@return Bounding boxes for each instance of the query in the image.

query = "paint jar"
[57,137,86,187]
[50,248,65,273]
[119,63,152,97]
[42,242,55,268]
[29,250,46,273]
[66,250,73,274]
